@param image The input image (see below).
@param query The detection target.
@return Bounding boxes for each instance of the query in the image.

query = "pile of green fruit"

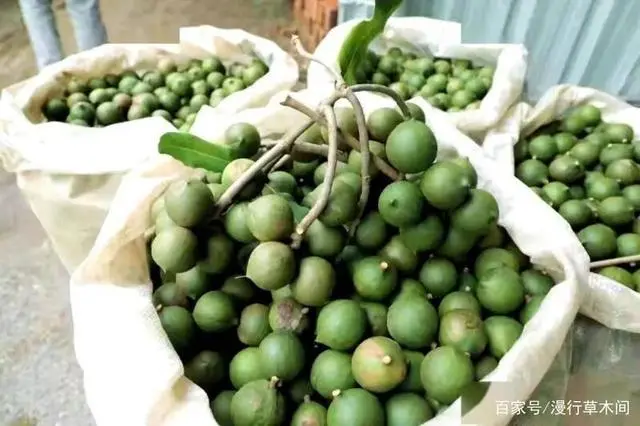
[148,103,554,426]
[41,55,269,131]
[514,105,640,290]
[353,47,494,112]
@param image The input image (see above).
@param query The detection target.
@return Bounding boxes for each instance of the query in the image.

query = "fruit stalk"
[280,95,400,180]
[590,254,640,269]
[260,140,349,162]
[342,89,371,237]
[291,33,346,88]
[214,120,314,214]
[351,84,412,119]
[291,104,339,248]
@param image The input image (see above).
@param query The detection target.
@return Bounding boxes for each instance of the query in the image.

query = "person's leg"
[17,0,64,70]
[65,0,108,52]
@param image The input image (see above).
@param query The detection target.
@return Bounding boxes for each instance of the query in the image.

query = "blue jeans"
[18,0,108,70]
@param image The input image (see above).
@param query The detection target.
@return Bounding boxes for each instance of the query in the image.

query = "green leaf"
[158,132,235,173]
[338,0,403,85]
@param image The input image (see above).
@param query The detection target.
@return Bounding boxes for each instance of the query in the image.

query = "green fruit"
[89,88,112,104]
[230,348,265,389]
[385,392,434,426]
[360,302,388,336]
[291,400,327,426]
[377,180,424,227]
[438,291,481,316]
[598,266,634,288]
[95,101,122,125]
[597,196,635,226]
[575,104,602,127]
[387,295,438,349]
[193,291,238,332]
[230,379,285,426]
[288,378,313,404]
[302,181,358,227]
[379,236,417,273]
[475,356,498,380]
[548,155,585,183]
[420,160,473,210]
[68,101,96,123]
[225,122,261,158]
[451,189,499,236]
[398,215,445,252]
[310,350,356,399]
[600,143,633,165]
[396,351,424,393]
[351,336,406,393]
[521,269,554,296]
[394,278,428,301]
[437,226,478,262]
[406,102,425,121]
[224,202,255,243]
[450,157,478,187]
[389,82,411,100]
[617,233,640,256]
[237,303,271,346]
[158,306,195,351]
[246,242,296,291]
[602,123,634,143]
[263,171,297,196]
[528,135,558,162]
[258,331,305,381]
[458,270,478,292]
[190,227,228,272]
[355,212,388,250]
[569,142,600,167]
[366,107,404,142]
[586,176,621,200]
[554,133,578,153]
[484,316,523,359]
[164,179,214,227]
[578,224,617,260]
[419,257,458,298]
[352,256,398,301]
[439,309,487,356]
[385,120,438,173]
[520,295,545,324]
[541,181,571,207]
[474,247,521,278]
[605,159,639,185]
[315,299,367,351]
[477,223,506,248]
[246,194,294,241]
[211,390,235,426]
[291,256,336,307]
[313,161,351,186]
[184,350,225,389]
[326,388,384,426]
[305,219,346,259]
[152,283,189,309]
[622,185,640,210]
[222,158,263,200]
[476,266,525,314]
[420,346,474,404]
[175,263,210,299]
[151,226,198,273]
[516,159,549,186]
[268,297,309,334]
[558,199,594,229]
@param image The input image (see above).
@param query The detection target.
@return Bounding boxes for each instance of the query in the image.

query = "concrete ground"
[0,0,295,425]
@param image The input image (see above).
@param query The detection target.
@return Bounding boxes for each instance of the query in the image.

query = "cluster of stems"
[213,34,413,246]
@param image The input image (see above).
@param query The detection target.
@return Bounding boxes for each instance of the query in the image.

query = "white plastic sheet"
[482,84,640,333]
[306,17,527,138]
[0,26,298,272]
[71,90,588,426]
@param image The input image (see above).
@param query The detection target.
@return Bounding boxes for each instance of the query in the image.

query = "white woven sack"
[306,17,527,139]
[483,84,640,333]
[0,26,298,273]
[71,91,587,426]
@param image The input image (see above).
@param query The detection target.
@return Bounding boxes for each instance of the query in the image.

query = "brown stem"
[590,255,640,269]
[351,84,412,119]
[291,105,339,248]
[261,140,348,162]
[214,120,313,214]
[281,96,400,180]
[270,154,292,172]
[291,34,346,88]
[343,90,371,236]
